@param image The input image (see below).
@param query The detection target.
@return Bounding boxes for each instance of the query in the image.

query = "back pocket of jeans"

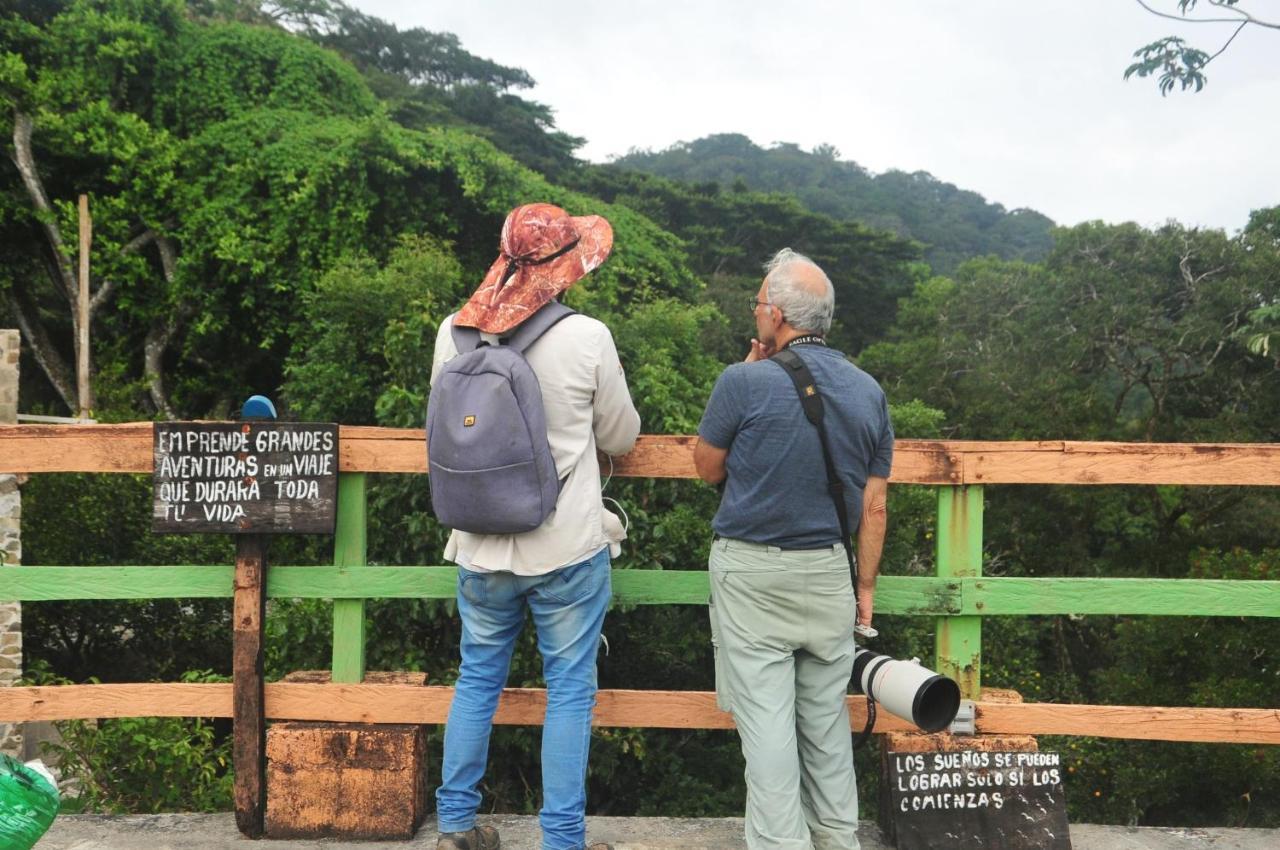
[542,555,606,604]
[459,568,488,605]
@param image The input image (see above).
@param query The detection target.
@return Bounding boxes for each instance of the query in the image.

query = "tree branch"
[10,110,78,306]
[1206,0,1280,29]
[144,318,179,420]
[1206,21,1250,62]
[1132,0,1246,25]
[86,279,116,314]
[143,233,182,419]
[121,229,157,253]
[3,286,76,412]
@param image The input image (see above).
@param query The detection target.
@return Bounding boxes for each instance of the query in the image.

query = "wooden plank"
[4,684,1279,744]
[331,473,367,684]
[0,683,234,720]
[967,444,1280,486]
[0,423,153,472]
[340,430,961,482]
[265,685,916,733]
[2,566,959,613]
[935,486,983,699]
[232,536,267,838]
[6,424,1280,485]
[880,578,962,616]
[338,426,423,474]
[962,577,1280,618]
[3,566,236,600]
[975,702,1280,744]
[8,568,1278,618]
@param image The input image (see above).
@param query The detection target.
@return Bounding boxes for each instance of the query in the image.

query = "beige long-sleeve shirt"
[430,311,641,575]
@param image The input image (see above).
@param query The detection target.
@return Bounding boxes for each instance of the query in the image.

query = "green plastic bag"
[0,754,59,850]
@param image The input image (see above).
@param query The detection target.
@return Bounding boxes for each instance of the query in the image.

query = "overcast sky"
[354,1,1277,233]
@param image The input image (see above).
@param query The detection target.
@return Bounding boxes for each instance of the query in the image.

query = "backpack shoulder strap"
[503,302,576,354]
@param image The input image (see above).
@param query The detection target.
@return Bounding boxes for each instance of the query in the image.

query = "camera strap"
[770,348,877,748]
[770,349,856,579]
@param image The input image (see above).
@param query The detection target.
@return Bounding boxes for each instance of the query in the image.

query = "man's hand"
[856,585,874,630]
[744,338,775,363]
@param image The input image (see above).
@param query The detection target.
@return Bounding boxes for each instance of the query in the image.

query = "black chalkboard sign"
[153,423,338,534]
[885,750,1071,849]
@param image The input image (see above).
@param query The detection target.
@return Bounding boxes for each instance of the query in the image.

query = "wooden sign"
[153,423,338,534]
[885,750,1071,849]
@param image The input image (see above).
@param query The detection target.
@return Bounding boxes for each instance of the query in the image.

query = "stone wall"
[1,329,22,757]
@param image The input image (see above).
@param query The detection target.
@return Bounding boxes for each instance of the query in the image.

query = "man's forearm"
[856,512,887,590]
[855,476,890,591]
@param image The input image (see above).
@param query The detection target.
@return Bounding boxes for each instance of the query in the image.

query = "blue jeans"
[436,547,612,850]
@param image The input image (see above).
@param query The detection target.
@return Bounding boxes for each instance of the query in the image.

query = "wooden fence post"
[936,485,983,699]
[331,473,367,683]
[233,535,267,838]
[76,195,91,419]
[0,329,21,758]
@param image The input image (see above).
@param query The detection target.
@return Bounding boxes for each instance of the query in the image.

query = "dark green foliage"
[20,473,232,684]
[863,217,1280,824]
[614,134,1055,275]
[283,234,463,424]
[154,21,378,135]
[27,665,234,814]
[274,0,584,178]
[566,163,920,353]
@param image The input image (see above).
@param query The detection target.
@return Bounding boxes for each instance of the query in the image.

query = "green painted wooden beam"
[936,485,983,698]
[7,567,1279,618]
[4,566,236,600]
[330,473,367,684]
[0,567,951,611]
[958,577,1280,618]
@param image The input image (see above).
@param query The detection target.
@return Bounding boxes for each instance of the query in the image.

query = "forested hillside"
[615,133,1056,274]
[3,0,1278,828]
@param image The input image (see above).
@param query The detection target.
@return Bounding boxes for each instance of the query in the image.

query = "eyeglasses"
[748,299,772,313]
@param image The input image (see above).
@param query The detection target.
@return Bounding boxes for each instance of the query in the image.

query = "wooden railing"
[2,425,1280,745]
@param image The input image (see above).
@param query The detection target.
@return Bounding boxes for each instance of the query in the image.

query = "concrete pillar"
[1,328,22,758]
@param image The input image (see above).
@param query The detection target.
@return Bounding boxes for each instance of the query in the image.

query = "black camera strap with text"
[771,345,878,748]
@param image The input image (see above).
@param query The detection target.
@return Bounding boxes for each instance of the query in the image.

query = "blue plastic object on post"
[240,395,277,421]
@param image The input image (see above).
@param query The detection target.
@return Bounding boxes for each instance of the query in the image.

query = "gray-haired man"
[694,249,893,850]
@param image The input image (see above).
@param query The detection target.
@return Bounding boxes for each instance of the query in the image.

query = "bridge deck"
[36,813,1280,849]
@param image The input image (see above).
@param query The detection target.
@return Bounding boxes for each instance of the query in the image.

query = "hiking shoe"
[436,825,500,850]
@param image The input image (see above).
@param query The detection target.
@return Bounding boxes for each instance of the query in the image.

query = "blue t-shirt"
[698,345,894,549]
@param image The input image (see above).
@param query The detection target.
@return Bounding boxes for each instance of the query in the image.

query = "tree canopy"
[614,133,1055,275]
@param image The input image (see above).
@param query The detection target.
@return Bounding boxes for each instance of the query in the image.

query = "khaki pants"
[709,537,860,850]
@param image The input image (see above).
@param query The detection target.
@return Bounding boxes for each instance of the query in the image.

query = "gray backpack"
[426,302,574,534]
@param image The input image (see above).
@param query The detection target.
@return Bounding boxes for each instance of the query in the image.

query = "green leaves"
[153,21,378,136]
[1127,1,1273,95]
[42,704,234,814]
[1124,37,1210,96]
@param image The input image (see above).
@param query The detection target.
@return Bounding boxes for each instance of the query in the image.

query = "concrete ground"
[35,814,1280,850]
